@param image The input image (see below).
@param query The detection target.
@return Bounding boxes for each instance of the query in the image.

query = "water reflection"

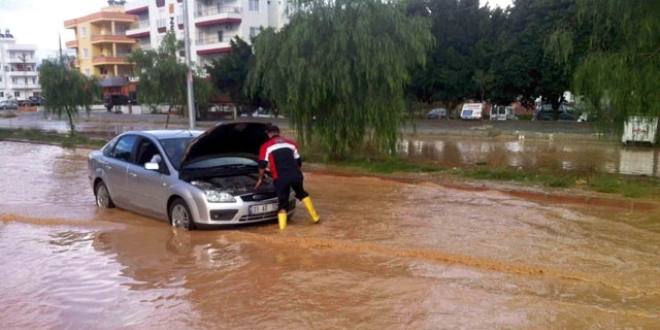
[399,138,660,176]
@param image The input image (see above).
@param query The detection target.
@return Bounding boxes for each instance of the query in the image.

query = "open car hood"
[179,121,270,170]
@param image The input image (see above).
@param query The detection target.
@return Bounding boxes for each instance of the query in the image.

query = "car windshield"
[159,137,195,169]
[184,157,259,170]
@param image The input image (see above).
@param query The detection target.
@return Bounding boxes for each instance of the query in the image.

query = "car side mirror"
[145,162,160,171]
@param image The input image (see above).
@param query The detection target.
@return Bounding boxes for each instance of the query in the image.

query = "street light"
[182,0,195,129]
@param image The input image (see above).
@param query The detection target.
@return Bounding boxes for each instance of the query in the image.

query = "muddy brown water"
[400,137,660,176]
[0,141,659,329]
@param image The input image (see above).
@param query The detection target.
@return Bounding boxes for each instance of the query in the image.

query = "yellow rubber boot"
[278,212,287,230]
[301,197,320,223]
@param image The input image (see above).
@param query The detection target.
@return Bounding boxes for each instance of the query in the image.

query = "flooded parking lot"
[0,141,659,329]
[400,137,660,177]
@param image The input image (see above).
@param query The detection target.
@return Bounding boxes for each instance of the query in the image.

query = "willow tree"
[248,0,434,159]
[39,55,100,135]
[549,0,660,122]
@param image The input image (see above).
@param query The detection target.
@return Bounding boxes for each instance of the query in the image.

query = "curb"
[306,169,659,212]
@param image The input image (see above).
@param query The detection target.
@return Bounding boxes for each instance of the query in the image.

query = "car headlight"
[205,190,236,203]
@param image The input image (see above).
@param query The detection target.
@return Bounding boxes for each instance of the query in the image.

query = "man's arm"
[254,145,268,190]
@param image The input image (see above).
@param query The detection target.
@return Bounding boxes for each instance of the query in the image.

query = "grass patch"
[587,174,660,198]
[329,158,444,174]
[0,128,108,149]
[0,111,18,119]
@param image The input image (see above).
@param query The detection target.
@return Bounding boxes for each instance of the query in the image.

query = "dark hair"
[267,125,280,134]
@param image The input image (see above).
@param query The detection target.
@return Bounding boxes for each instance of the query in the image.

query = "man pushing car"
[254,125,320,230]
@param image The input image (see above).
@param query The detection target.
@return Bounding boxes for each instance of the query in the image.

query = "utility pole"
[183,0,195,129]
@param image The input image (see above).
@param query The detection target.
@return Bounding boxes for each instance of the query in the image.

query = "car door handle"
[104,165,112,170]
[129,172,137,178]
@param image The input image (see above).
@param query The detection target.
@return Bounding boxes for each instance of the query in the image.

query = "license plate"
[249,203,278,215]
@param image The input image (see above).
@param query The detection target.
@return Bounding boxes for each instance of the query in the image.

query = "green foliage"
[127,31,215,122]
[248,0,434,159]
[0,128,108,149]
[39,55,100,135]
[571,0,660,122]
[205,36,264,113]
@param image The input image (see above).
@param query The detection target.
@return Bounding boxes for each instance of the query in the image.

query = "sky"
[0,0,514,60]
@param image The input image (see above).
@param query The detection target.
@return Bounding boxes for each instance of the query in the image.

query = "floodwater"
[400,137,660,177]
[1,141,659,329]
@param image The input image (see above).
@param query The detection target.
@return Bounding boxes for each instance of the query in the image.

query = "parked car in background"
[0,99,18,110]
[534,103,578,121]
[489,105,519,121]
[29,96,45,106]
[87,121,296,230]
[425,108,447,119]
[577,112,597,122]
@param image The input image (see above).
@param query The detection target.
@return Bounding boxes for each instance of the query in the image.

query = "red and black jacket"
[258,135,303,181]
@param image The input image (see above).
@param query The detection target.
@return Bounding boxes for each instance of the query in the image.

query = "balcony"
[126,20,151,38]
[194,6,242,27]
[65,40,79,48]
[92,54,131,65]
[7,70,38,77]
[125,0,149,14]
[4,56,37,64]
[91,33,136,45]
[64,12,136,28]
[8,82,41,89]
[195,35,235,55]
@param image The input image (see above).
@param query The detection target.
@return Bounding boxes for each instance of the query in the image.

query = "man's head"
[267,125,280,138]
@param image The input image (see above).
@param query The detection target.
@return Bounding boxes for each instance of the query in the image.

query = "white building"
[0,29,41,100]
[124,0,290,68]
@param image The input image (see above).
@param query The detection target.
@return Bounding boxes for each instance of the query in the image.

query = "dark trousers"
[274,178,309,212]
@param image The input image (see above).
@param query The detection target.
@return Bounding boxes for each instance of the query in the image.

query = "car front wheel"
[95,181,115,208]
[169,198,195,230]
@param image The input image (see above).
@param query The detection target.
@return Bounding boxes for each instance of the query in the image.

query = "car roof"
[130,129,205,140]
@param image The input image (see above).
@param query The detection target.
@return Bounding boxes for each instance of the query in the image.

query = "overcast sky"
[0,0,514,59]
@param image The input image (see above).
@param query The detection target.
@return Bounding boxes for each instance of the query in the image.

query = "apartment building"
[64,1,138,96]
[124,0,290,68]
[0,29,41,100]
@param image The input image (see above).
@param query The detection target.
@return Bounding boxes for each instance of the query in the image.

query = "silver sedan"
[87,121,295,229]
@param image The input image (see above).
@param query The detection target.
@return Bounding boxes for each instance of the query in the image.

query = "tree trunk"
[67,109,76,136]
[165,104,173,129]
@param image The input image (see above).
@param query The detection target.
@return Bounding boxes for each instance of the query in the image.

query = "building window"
[250,27,260,37]
[249,0,259,11]
[83,48,89,59]
[81,26,88,38]
[15,91,20,97]
[0,92,3,97]
[217,30,224,42]
[32,77,36,84]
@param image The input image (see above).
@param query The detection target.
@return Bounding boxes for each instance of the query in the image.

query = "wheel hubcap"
[97,185,109,208]
[171,204,190,229]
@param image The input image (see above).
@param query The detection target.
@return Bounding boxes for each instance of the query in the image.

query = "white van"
[490,105,518,121]
[622,116,659,146]
[460,103,483,120]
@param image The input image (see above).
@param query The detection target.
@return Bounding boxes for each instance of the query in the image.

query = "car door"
[127,137,171,220]
[103,134,138,207]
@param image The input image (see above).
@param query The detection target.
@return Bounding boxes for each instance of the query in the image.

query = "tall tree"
[127,31,215,127]
[39,55,100,135]
[206,36,255,113]
[493,0,575,114]
[551,0,660,122]
[248,0,434,159]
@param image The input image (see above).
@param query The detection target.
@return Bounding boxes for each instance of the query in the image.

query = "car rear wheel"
[169,198,195,230]
[95,181,115,208]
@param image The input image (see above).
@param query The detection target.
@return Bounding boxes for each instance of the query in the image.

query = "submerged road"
[0,141,658,329]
